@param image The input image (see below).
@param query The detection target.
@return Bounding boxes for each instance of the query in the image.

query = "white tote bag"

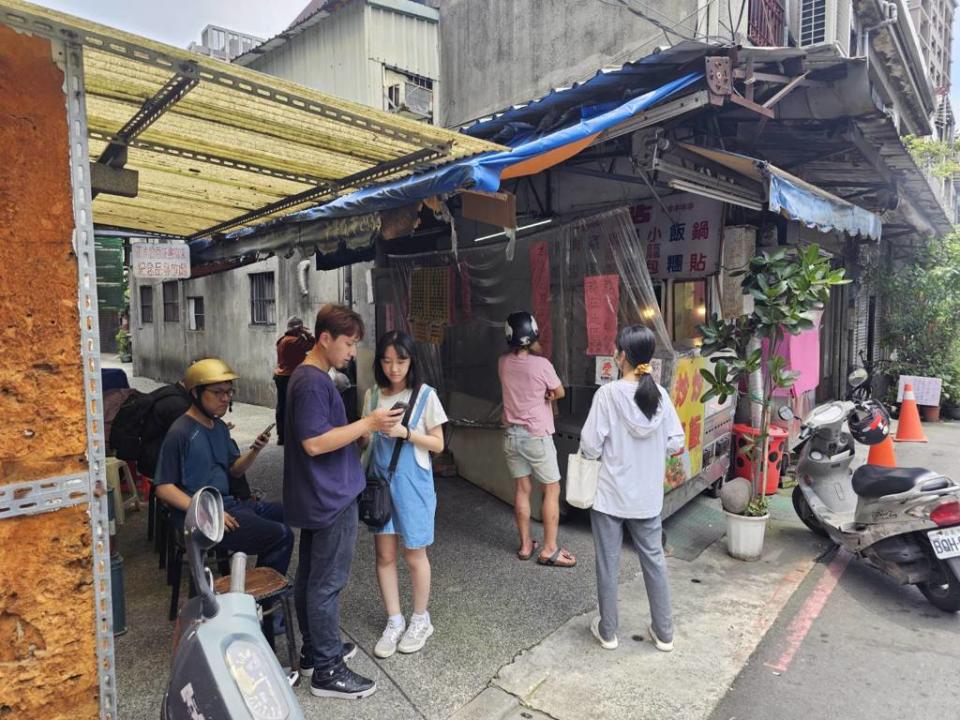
[565,453,601,509]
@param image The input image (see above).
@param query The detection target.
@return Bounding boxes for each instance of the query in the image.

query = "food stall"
[375,202,734,519]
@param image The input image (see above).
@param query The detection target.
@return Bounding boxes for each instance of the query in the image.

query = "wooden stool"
[167,525,230,621]
[214,567,297,671]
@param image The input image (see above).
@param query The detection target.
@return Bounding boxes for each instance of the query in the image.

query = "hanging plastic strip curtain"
[384,207,674,424]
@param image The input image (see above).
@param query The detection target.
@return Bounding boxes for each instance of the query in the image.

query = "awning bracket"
[97,64,200,168]
[189,143,452,240]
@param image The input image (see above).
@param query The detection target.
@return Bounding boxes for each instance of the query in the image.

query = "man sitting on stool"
[156,358,293,578]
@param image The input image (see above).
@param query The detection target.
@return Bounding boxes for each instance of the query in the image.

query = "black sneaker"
[299,643,357,678]
[309,661,376,699]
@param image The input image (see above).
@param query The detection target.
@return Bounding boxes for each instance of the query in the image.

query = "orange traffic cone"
[894,383,928,443]
[867,435,897,467]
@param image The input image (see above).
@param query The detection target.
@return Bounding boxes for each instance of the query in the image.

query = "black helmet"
[849,400,891,445]
[505,311,539,349]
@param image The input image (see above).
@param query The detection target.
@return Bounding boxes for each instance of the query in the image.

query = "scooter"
[791,371,960,612]
[162,487,305,720]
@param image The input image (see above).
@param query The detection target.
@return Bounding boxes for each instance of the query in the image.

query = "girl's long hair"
[616,324,661,420]
[374,330,420,389]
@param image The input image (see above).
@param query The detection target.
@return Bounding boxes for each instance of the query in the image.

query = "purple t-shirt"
[498,353,562,437]
[282,364,364,529]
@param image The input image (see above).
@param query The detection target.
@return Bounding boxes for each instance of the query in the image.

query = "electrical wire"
[598,0,729,67]
[594,0,698,43]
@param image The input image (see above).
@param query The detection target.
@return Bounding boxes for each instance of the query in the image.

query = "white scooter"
[162,487,304,720]
[791,372,960,612]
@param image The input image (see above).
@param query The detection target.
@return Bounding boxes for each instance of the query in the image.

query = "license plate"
[928,526,960,559]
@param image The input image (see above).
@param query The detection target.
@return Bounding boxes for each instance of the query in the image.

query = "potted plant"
[698,245,848,560]
[115,328,132,363]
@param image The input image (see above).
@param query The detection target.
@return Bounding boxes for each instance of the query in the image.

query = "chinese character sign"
[631,193,722,280]
[131,243,191,279]
[584,275,620,356]
[664,355,707,491]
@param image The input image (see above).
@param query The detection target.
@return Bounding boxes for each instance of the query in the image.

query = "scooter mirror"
[185,487,225,550]
[777,405,795,422]
[848,368,868,388]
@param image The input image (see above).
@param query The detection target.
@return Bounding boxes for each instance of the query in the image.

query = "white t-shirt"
[362,385,448,470]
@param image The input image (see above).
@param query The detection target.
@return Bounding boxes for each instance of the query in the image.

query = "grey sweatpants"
[591,509,673,643]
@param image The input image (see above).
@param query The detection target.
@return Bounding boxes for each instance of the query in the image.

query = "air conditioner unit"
[793,0,852,55]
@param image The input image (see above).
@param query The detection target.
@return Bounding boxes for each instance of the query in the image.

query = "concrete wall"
[133,254,340,405]
[0,27,99,718]
[426,0,699,128]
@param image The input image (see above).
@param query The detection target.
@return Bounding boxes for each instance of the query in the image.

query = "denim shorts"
[503,425,561,484]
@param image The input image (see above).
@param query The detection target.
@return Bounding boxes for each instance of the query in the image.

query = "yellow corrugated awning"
[1,0,502,238]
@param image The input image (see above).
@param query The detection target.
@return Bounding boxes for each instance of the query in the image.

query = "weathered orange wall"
[0,25,99,718]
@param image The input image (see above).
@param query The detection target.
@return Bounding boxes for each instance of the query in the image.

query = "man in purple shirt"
[283,304,402,700]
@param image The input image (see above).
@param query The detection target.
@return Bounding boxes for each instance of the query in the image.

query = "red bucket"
[732,424,789,495]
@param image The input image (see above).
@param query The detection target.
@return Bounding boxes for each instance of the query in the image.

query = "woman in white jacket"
[579,324,685,652]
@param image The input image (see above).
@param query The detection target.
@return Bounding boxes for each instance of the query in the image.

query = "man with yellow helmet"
[155,358,293,579]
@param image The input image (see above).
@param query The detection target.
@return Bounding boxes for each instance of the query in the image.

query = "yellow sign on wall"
[664,355,707,490]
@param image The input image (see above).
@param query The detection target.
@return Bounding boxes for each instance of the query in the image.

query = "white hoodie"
[579,379,685,519]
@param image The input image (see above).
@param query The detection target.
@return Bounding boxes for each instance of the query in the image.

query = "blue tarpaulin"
[679,143,882,241]
[223,71,703,241]
[766,166,882,241]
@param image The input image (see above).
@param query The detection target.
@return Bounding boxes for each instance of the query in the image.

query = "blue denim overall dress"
[368,386,436,548]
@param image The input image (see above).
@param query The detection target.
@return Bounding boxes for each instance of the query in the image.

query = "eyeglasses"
[204,387,235,399]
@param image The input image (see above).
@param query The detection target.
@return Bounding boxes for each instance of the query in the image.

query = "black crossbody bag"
[359,385,420,528]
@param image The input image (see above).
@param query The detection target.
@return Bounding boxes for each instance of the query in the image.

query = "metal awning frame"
[1,0,499,240]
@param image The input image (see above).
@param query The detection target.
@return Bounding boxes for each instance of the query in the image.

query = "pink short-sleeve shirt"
[498,353,562,437]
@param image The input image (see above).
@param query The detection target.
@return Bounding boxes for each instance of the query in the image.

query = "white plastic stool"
[105,457,140,525]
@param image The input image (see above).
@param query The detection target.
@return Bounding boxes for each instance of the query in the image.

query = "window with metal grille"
[163,281,179,322]
[800,0,827,45]
[250,272,276,325]
[188,296,205,331]
[140,285,153,324]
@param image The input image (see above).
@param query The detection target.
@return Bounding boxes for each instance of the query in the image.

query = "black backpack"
[109,390,155,461]
[108,384,189,464]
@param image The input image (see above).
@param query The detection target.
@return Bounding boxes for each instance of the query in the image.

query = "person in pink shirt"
[498,311,576,568]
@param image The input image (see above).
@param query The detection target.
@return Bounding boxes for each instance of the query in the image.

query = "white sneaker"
[374,622,405,659]
[590,616,618,650]
[397,616,434,654]
[648,624,674,652]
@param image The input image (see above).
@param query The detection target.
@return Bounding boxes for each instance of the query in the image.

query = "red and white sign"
[629,193,723,280]
[131,242,191,279]
[584,274,620,356]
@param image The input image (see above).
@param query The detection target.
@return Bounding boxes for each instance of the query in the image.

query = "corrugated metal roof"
[0,0,499,239]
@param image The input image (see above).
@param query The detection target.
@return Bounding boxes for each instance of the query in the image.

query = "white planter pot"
[724,511,769,561]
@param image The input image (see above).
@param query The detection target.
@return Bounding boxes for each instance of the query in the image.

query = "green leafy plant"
[870,232,960,406]
[698,245,849,516]
[115,328,131,360]
[904,135,960,178]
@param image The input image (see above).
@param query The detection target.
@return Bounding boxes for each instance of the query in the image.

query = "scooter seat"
[852,465,937,498]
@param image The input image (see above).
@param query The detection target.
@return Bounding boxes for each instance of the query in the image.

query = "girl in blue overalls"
[362,330,448,659]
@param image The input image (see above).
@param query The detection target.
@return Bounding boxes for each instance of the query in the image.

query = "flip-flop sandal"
[517,540,539,561]
[537,548,577,568]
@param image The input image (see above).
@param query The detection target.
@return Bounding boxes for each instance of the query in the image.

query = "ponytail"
[616,324,661,420]
[634,374,661,420]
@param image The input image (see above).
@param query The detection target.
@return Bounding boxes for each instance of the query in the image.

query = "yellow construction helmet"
[183,358,239,391]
